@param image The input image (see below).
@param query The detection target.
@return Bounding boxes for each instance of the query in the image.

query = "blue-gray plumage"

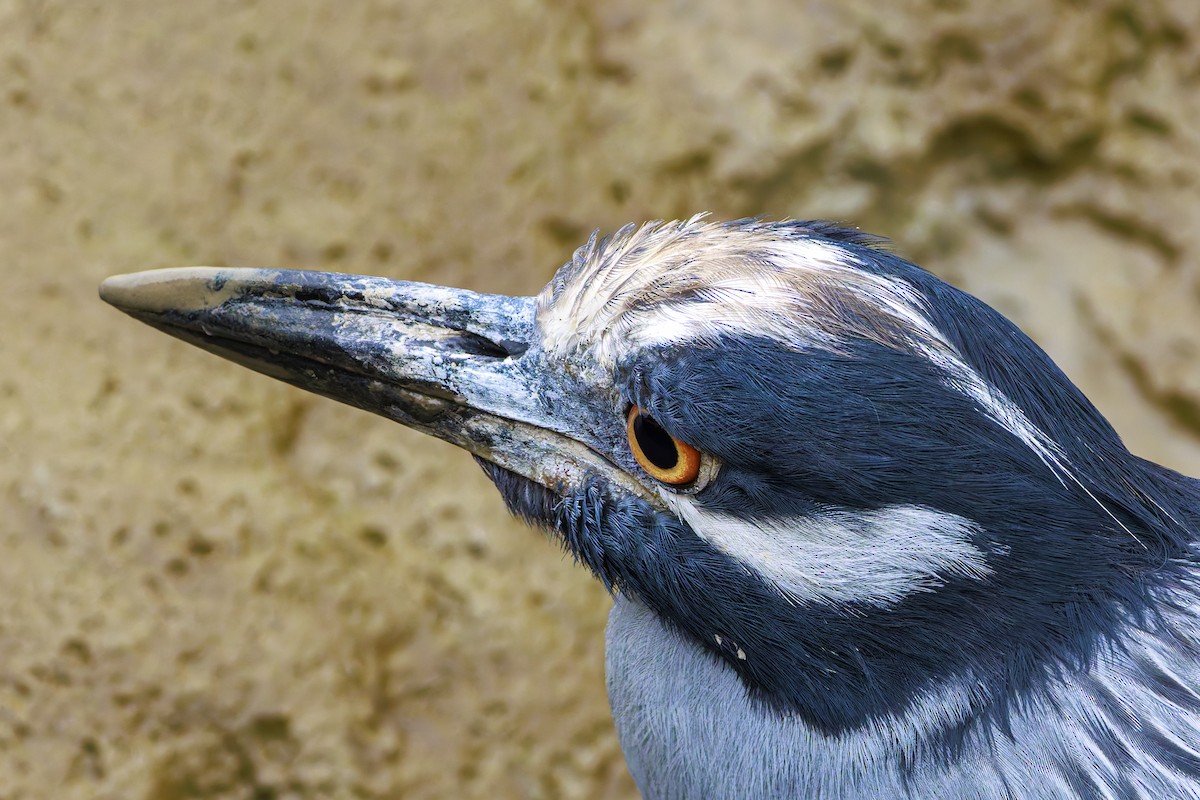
[100,217,1200,798]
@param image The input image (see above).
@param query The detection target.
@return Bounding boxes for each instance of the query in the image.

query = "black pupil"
[633,412,679,470]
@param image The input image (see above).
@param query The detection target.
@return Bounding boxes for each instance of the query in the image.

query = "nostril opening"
[451,331,526,359]
[497,338,530,358]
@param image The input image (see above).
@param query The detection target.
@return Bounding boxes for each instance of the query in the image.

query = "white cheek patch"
[662,494,994,607]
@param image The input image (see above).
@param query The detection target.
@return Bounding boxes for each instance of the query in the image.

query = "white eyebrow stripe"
[536,217,1160,546]
[661,495,995,608]
[537,218,1082,491]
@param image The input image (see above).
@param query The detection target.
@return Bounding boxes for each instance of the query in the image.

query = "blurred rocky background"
[2,1,1199,797]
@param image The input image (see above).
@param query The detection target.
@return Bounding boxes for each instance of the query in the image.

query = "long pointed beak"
[100,267,650,502]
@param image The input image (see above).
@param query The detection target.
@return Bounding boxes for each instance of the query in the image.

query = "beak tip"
[98,272,139,308]
[99,267,260,315]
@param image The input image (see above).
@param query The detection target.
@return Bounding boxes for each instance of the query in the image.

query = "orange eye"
[626,406,702,486]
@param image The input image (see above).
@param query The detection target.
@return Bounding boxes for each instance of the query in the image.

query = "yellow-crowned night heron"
[101,217,1200,799]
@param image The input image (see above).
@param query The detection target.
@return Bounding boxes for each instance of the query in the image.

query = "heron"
[101,217,1200,798]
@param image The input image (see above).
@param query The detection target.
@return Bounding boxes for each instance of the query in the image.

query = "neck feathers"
[607,584,1200,799]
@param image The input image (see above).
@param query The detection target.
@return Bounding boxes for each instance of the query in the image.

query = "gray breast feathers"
[606,593,1200,800]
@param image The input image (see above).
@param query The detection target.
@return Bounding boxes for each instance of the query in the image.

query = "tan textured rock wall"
[2,1,1199,798]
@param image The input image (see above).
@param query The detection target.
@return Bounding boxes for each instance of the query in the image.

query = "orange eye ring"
[626,406,703,486]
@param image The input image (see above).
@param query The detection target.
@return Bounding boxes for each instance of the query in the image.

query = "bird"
[100,216,1200,799]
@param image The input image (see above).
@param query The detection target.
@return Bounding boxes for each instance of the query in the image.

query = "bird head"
[100,217,1195,734]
